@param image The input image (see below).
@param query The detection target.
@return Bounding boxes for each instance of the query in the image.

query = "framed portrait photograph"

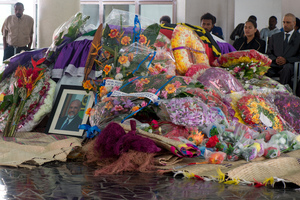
[45,85,94,137]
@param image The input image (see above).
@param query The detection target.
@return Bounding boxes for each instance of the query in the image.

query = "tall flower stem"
[3,87,19,137]
[7,98,26,137]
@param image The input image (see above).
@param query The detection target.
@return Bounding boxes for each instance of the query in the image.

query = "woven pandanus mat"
[0,132,82,167]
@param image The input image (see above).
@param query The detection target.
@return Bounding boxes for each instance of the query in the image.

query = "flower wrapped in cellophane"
[211,49,271,80]
[236,93,291,132]
[269,91,300,134]
[89,96,157,129]
[0,60,55,136]
[242,76,289,92]
[157,97,227,128]
[171,24,209,75]
[197,67,245,95]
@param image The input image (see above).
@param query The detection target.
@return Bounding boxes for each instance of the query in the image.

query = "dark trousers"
[265,63,294,88]
[3,45,29,61]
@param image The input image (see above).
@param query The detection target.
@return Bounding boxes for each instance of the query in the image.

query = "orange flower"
[104,51,111,59]
[140,78,150,84]
[82,80,94,90]
[165,84,176,94]
[154,63,163,72]
[118,55,128,64]
[99,86,108,97]
[103,65,112,75]
[131,106,140,113]
[85,108,92,116]
[139,34,147,44]
[108,29,119,38]
[121,36,131,45]
[105,101,113,110]
[128,53,134,62]
[166,75,173,79]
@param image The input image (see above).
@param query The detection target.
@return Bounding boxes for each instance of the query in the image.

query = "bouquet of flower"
[271,92,300,133]
[197,68,245,95]
[237,94,284,131]
[268,131,296,151]
[47,12,90,60]
[158,97,227,128]
[89,96,157,129]
[242,76,289,93]
[211,50,271,80]
[0,58,47,136]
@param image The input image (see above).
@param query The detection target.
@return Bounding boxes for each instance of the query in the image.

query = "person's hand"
[276,56,287,66]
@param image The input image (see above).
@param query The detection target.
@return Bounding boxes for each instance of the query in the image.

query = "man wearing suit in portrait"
[266,13,300,88]
[55,99,83,131]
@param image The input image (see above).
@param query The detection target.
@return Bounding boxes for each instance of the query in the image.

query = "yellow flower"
[118,55,128,64]
[165,84,176,94]
[82,80,94,90]
[0,93,5,102]
[121,36,131,45]
[140,78,150,84]
[103,65,112,75]
[105,101,113,110]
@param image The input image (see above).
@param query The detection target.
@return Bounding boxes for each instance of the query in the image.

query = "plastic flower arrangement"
[237,94,284,131]
[211,50,271,80]
[1,58,46,137]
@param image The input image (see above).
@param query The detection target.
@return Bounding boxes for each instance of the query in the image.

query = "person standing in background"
[2,2,34,61]
[260,16,281,42]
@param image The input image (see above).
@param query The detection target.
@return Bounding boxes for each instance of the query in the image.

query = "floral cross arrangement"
[211,49,271,80]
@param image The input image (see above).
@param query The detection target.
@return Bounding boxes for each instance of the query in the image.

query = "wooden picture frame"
[45,85,94,137]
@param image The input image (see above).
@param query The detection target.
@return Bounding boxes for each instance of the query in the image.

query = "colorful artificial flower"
[85,108,92,116]
[131,106,140,113]
[82,80,94,90]
[139,34,147,44]
[118,55,128,65]
[108,29,119,38]
[103,65,112,75]
[165,84,176,94]
[206,135,219,148]
[99,86,108,97]
[121,36,131,45]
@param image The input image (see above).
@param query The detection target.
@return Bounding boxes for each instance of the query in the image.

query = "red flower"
[206,135,219,148]
[154,41,165,48]
[17,79,23,87]
[26,83,33,91]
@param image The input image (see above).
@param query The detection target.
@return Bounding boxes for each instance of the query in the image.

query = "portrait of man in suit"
[266,13,300,88]
[55,99,83,131]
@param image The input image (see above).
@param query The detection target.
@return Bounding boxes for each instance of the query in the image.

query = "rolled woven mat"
[0,132,82,167]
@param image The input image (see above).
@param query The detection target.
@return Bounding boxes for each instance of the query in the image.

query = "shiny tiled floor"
[0,161,300,200]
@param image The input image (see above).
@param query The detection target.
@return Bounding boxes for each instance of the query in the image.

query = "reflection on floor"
[0,161,300,200]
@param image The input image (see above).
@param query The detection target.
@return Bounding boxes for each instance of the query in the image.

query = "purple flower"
[123,99,134,108]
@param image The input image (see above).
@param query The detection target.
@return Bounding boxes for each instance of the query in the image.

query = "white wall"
[234,0,282,31]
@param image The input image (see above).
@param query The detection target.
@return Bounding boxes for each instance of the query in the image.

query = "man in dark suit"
[55,99,83,131]
[266,13,300,87]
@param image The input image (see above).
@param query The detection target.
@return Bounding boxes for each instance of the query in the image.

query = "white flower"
[123,60,130,68]
[141,72,146,76]
[239,71,245,78]
[115,73,123,80]
[252,66,257,73]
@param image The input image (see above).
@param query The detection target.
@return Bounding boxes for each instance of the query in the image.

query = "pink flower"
[116,67,121,73]
[141,101,148,107]
[135,81,144,89]
[233,66,241,73]
[161,90,168,99]
[128,77,138,82]
[114,105,124,111]
[173,81,182,88]
[148,88,157,94]
[183,77,192,85]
